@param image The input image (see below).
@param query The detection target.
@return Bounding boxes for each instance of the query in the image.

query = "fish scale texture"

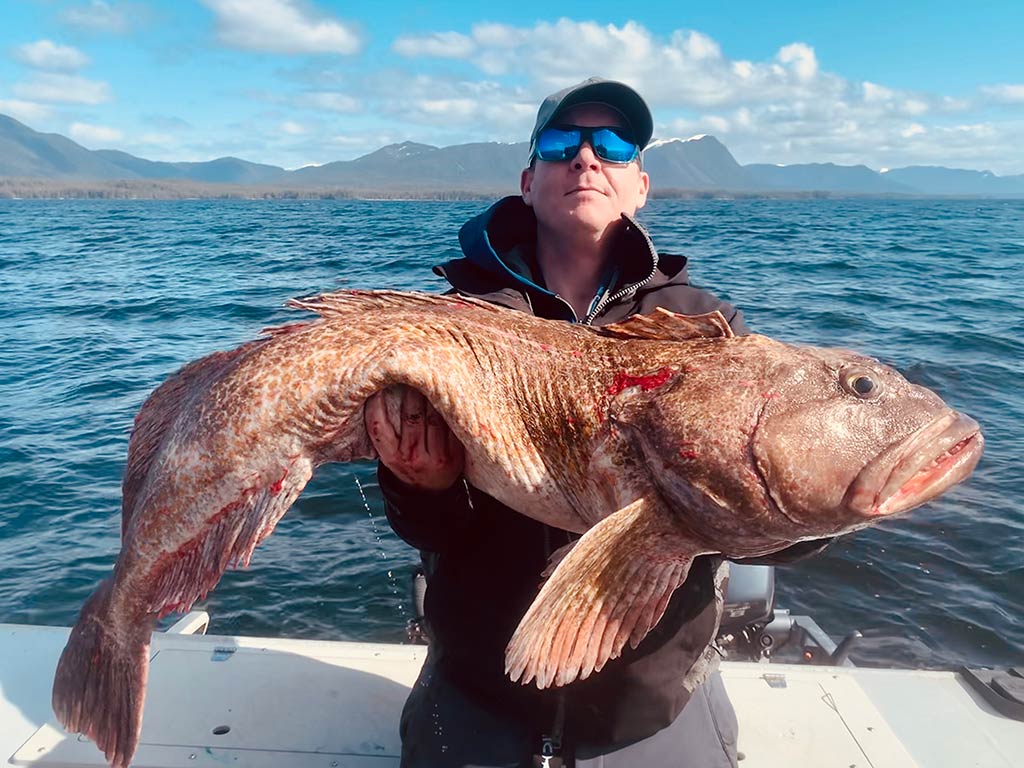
[51,289,982,768]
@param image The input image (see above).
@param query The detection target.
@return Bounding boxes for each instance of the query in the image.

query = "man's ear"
[635,169,651,210]
[520,167,535,206]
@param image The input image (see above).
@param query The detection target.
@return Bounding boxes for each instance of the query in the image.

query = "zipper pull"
[532,736,564,768]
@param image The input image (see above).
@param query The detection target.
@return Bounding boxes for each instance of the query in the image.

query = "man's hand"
[365,385,465,491]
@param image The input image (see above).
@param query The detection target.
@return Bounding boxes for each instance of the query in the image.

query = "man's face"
[521,103,650,238]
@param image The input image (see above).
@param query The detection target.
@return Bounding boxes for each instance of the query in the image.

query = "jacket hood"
[435,195,694,320]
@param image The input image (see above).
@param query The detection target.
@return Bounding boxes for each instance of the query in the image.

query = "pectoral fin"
[505,496,703,689]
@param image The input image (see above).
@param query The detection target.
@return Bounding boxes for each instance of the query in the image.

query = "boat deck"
[2,621,1020,767]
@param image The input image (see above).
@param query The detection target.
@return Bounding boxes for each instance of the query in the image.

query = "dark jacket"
[380,196,822,748]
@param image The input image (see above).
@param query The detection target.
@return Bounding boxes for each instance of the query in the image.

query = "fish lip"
[848,411,984,518]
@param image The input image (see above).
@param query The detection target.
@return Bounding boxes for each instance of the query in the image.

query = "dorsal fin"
[121,340,265,537]
[259,321,317,339]
[286,289,502,320]
[596,308,734,341]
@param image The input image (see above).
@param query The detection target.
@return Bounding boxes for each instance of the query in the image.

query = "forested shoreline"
[1,178,999,201]
[0,179,505,200]
[6,178,999,199]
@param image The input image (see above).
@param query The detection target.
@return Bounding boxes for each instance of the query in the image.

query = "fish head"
[750,345,984,535]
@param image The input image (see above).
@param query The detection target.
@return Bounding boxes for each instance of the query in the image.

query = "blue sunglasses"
[534,125,640,164]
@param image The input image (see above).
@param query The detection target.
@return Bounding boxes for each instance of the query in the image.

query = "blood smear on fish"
[606,367,674,396]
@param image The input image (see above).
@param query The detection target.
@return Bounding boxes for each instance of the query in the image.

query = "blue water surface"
[0,197,1021,669]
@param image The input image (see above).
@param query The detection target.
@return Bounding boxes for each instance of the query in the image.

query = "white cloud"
[13,73,112,105]
[69,122,123,145]
[14,40,90,71]
[389,21,834,108]
[902,99,929,116]
[868,121,1016,172]
[863,82,894,102]
[280,120,305,135]
[949,122,996,138]
[358,72,535,131]
[59,1,129,33]
[663,114,732,138]
[472,22,528,49]
[202,0,360,55]
[776,43,818,82]
[681,31,721,61]
[940,96,971,112]
[981,84,1024,104]
[414,98,478,118]
[374,20,1024,173]
[301,91,361,112]
[702,115,731,133]
[393,31,475,59]
[326,133,379,148]
[732,61,754,79]
[0,99,54,124]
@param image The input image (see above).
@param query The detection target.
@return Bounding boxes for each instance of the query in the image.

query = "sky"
[1,0,1023,174]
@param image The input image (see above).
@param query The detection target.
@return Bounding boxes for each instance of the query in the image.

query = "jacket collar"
[437,196,682,320]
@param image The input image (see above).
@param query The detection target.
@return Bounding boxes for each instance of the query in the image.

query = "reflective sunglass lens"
[537,128,580,161]
[535,126,639,164]
[592,129,638,163]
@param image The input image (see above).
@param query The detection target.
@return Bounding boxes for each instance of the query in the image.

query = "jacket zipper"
[582,216,659,326]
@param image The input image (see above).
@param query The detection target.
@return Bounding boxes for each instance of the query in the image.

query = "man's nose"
[571,142,601,170]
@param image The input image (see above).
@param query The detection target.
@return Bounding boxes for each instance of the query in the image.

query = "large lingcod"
[52,290,983,767]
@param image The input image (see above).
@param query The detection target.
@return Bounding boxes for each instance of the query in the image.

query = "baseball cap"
[527,77,654,161]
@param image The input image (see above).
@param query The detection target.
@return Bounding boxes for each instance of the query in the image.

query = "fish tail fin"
[52,577,153,768]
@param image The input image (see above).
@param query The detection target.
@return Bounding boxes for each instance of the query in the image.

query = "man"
[365,78,824,767]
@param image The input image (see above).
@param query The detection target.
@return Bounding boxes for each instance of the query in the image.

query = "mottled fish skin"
[51,290,983,766]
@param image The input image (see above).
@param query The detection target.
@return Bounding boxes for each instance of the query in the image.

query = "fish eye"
[852,376,875,395]
[840,367,883,399]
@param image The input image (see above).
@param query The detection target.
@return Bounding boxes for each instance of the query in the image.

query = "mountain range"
[3,113,1023,197]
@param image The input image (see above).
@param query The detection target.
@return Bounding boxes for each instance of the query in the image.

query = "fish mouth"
[846,411,983,518]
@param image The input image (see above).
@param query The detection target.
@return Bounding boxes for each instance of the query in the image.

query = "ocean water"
[0,197,1021,670]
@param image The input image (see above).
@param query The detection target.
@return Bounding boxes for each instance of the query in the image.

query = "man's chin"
[564,198,613,219]
[538,201,627,238]
[570,206,629,232]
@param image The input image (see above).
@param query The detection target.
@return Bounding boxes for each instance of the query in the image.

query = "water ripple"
[1,197,1021,669]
